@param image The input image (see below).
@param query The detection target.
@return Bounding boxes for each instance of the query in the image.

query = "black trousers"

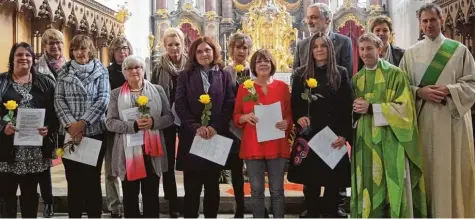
[38,168,53,204]
[304,183,339,218]
[122,173,160,218]
[228,154,244,215]
[63,134,106,218]
[3,172,41,218]
[162,125,179,213]
[183,169,221,218]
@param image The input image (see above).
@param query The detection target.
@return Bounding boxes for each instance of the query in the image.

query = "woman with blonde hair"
[54,34,110,218]
[151,27,187,217]
[35,28,66,218]
[222,32,252,218]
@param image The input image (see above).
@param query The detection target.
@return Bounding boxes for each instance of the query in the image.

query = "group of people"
[0,2,473,218]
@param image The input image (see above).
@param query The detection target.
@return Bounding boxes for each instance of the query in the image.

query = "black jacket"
[0,72,58,162]
[287,65,352,186]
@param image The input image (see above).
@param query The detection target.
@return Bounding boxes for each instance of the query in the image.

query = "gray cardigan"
[106,84,174,180]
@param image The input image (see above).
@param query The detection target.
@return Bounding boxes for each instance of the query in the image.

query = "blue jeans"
[245,158,287,218]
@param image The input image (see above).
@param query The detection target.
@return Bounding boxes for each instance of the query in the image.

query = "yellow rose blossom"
[234,64,245,72]
[136,96,149,106]
[55,148,64,158]
[199,94,211,104]
[243,79,254,89]
[306,78,318,88]
[3,100,18,111]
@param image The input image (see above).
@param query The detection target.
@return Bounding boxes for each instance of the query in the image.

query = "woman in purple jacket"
[174,37,235,218]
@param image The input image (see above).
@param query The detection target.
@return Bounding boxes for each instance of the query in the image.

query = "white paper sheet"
[189,135,232,166]
[121,107,144,147]
[254,102,285,142]
[14,108,45,146]
[62,134,102,166]
[372,104,389,126]
[308,126,347,169]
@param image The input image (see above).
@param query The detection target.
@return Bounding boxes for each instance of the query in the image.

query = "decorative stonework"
[204,10,217,21]
[0,0,124,42]
[156,8,168,19]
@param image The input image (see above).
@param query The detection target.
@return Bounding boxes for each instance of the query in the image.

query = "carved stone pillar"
[205,0,216,12]
[156,0,166,10]
[222,0,232,19]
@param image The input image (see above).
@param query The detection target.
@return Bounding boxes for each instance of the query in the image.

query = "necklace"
[13,73,31,84]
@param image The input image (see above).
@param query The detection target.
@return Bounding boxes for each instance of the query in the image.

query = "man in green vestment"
[351,33,427,218]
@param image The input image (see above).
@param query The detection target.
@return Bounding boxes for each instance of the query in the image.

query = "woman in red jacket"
[233,49,292,218]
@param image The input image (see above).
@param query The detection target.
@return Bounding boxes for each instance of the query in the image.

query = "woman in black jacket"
[288,33,353,218]
[0,42,58,218]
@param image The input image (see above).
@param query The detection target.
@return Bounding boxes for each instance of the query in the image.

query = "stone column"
[222,0,232,19]
[205,0,216,12]
[156,0,166,10]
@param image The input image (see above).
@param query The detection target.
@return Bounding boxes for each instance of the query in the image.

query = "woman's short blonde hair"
[69,35,97,60]
[358,33,383,48]
[108,36,134,63]
[227,32,252,58]
[41,29,64,46]
[162,28,185,47]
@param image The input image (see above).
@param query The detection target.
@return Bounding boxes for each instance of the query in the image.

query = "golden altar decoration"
[239,0,297,72]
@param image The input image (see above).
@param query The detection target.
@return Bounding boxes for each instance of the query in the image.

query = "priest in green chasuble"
[399,3,475,218]
[351,33,427,218]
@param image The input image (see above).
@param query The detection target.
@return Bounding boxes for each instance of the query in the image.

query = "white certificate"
[14,108,45,146]
[121,107,144,147]
[189,135,233,166]
[308,126,347,169]
[254,102,285,142]
[62,134,102,166]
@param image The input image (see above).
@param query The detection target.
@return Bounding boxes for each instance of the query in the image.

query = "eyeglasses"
[115,46,129,52]
[47,41,63,46]
[125,66,142,71]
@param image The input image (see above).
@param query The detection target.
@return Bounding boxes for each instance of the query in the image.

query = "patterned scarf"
[117,80,164,181]
[155,54,187,98]
[46,55,66,72]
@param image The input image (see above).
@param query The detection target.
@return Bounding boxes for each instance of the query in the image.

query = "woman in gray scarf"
[107,55,173,218]
[54,35,110,218]
[150,27,187,218]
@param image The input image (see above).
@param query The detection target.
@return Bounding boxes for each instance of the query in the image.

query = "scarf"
[117,80,164,181]
[155,54,187,98]
[46,55,66,72]
[70,59,97,81]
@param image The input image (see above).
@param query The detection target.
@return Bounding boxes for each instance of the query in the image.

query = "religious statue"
[239,0,297,72]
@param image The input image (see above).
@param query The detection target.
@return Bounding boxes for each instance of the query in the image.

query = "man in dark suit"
[292,3,351,218]
[293,3,353,80]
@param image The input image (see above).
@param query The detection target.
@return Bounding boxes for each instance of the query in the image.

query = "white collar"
[424,33,445,44]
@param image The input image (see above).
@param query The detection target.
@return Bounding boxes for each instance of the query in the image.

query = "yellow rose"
[136,96,149,106]
[234,64,245,72]
[199,94,211,104]
[3,100,18,111]
[55,148,64,158]
[243,79,254,89]
[306,78,318,88]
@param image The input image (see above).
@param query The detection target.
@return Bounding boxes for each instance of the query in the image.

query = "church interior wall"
[0,5,15,73]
